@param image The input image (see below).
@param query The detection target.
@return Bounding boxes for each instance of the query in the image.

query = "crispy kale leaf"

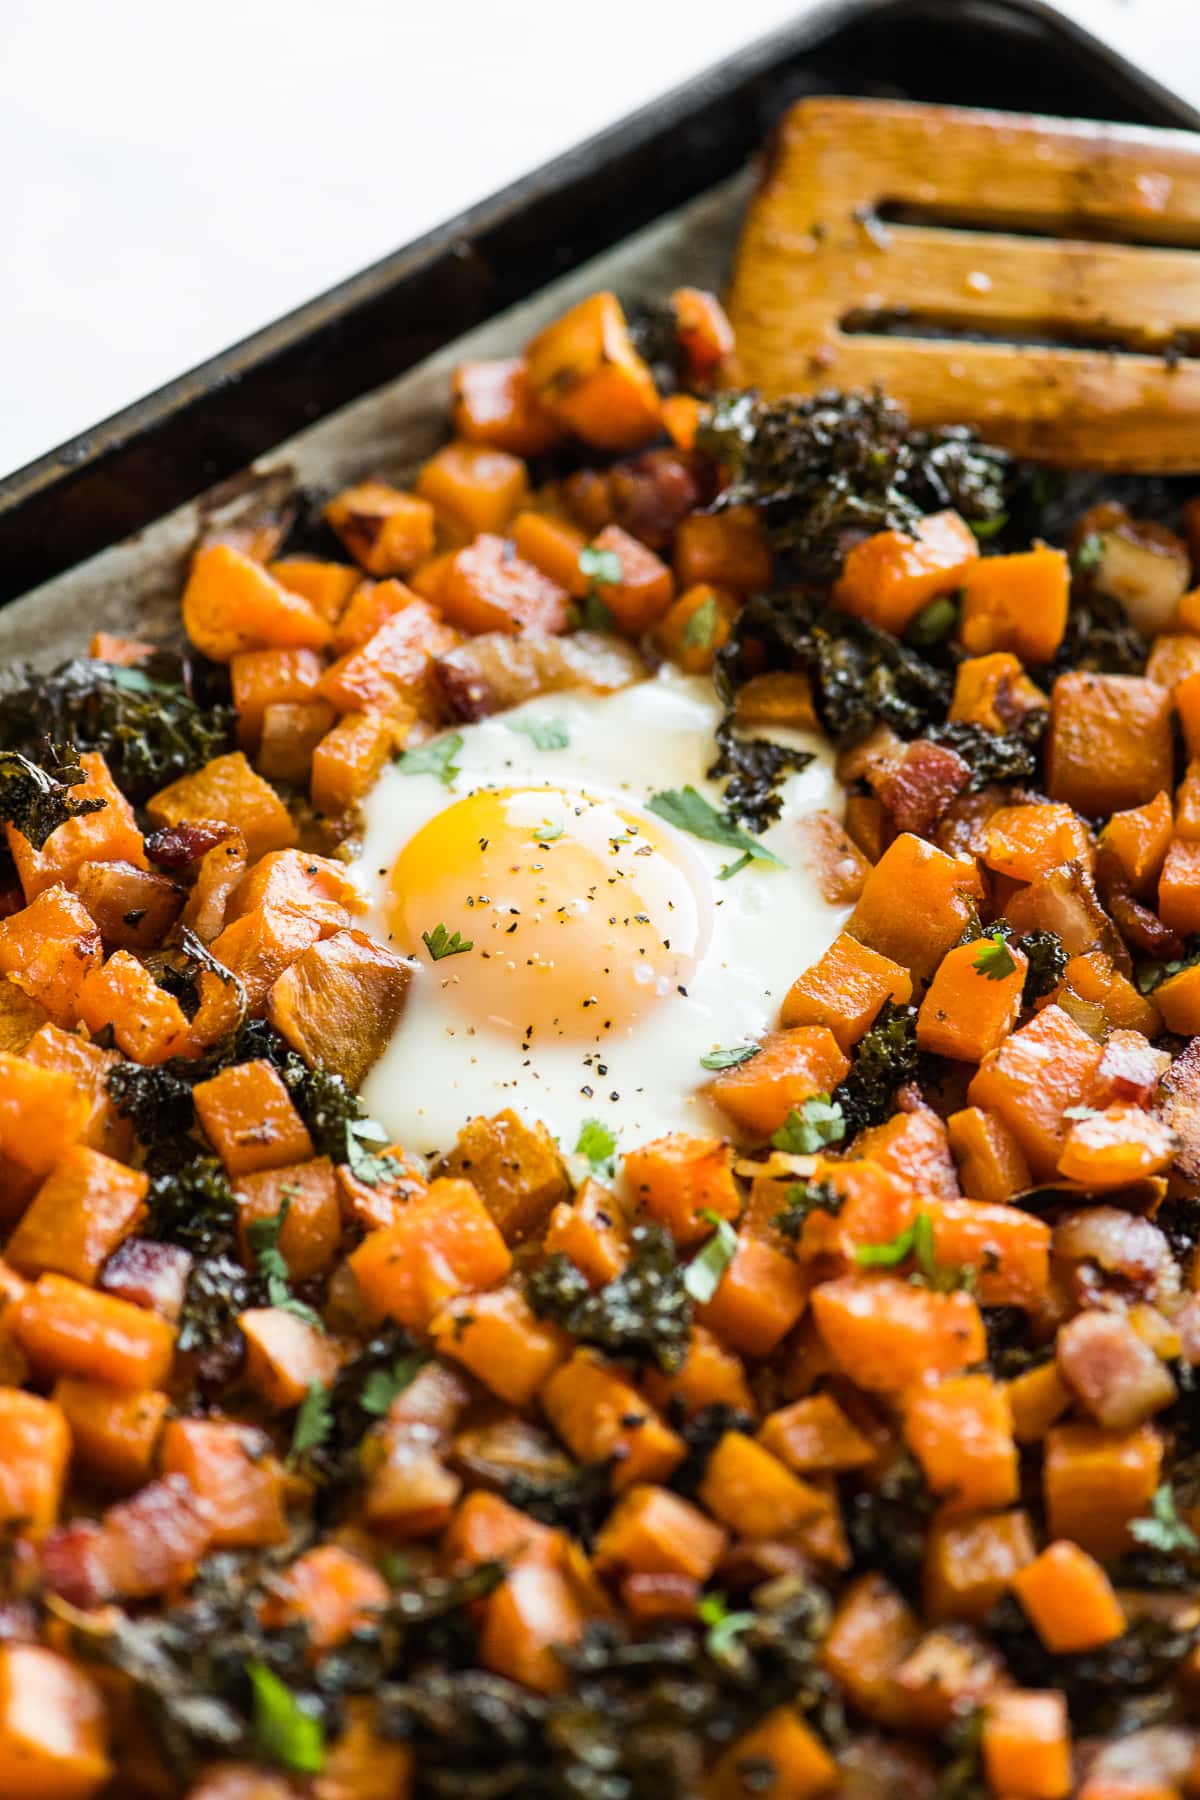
[835,1002,921,1138]
[697,388,1012,581]
[0,656,233,803]
[0,743,104,848]
[143,1156,239,1257]
[706,718,813,833]
[1016,929,1068,1005]
[525,1224,692,1374]
[928,712,1047,791]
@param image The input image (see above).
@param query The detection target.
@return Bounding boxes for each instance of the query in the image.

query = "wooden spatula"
[727,97,1200,469]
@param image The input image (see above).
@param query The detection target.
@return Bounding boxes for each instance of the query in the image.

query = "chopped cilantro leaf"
[699,1043,760,1071]
[423,923,473,960]
[969,514,1008,540]
[246,1198,324,1331]
[905,596,958,647]
[973,931,1018,981]
[248,1661,325,1774]
[1074,532,1104,572]
[697,1592,755,1659]
[681,594,719,650]
[536,818,564,843]
[1131,1484,1200,1554]
[682,1211,738,1304]
[855,1211,974,1292]
[361,1353,426,1417]
[507,715,570,751]
[575,1117,618,1178]
[395,732,463,785]
[647,786,785,867]
[716,851,753,882]
[772,1177,844,1239]
[856,1219,919,1270]
[288,1381,333,1464]
[771,1095,845,1154]
[578,545,623,593]
[344,1119,405,1189]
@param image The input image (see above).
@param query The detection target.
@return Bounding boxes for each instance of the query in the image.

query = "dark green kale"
[489,1457,615,1543]
[525,1224,692,1374]
[1051,584,1149,678]
[144,1157,238,1257]
[834,1002,921,1138]
[706,718,813,833]
[626,298,685,392]
[846,1450,935,1603]
[0,743,104,848]
[175,1253,253,1395]
[935,1708,987,1800]
[669,1402,756,1500]
[927,711,1047,791]
[982,1306,1053,1380]
[772,1178,844,1241]
[305,1325,424,1488]
[0,656,234,803]
[1015,930,1068,1005]
[106,1061,199,1155]
[985,1593,1200,1737]
[1156,1195,1200,1262]
[696,388,1012,581]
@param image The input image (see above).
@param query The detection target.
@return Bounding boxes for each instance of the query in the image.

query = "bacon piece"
[874,740,971,837]
[99,1239,193,1324]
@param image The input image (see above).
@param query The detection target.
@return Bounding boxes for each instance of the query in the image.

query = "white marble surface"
[2,0,1197,479]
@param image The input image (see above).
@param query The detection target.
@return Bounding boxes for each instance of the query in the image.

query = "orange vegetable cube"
[239,1306,340,1410]
[52,1379,169,1491]
[543,1178,630,1287]
[161,1418,288,1548]
[451,358,561,456]
[846,832,983,983]
[698,1430,827,1540]
[835,509,979,635]
[695,1230,808,1358]
[6,751,146,904]
[230,646,324,750]
[234,1157,341,1280]
[624,1133,740,1246]
[324,480,435,576]
[77,950,192,1065]
[822,1573,920,1730]
[310,709,405,817]
[183,542,331,661]
[642,1324,755,1420]
[194,1060,313,1178]
[1176,667,1200,758]
[525,292,661,452]
[1044,1421,1162,1558]
[593,1484,725,1581]
[478,1562,585,1695]
[257,699,338,786]
[330,576,419,655]
[812,1274,985,1396]
[584,524,674,635]
[0,885,101,1027]
[429,1284,569,1407]
[318,599,458,720]
[147,750,296,861]
[1013,1540,1125,1653]
[1047,671,1175,816]
[440,534,570,636]
[0,1642,111,1799]
[13,1027,131,1170]
[706,1026,849,1139]
[982,803,1092,882]
[415,441,529,535]
[924,1509,1037,1624]
[654,582,740,673]
[260,1544,389,1654]
[201,903,322,1021]
[917,937,1027,1063]
[904,1373,1018,1514]
[1007,1361,1072,1444]
[947,1105,1032,1202]
[1176,760,1200,839]
[1101,789,1173,891]
[982,1690,1071,1800]
[960,543,1070,664]
[6,1146,147,1284]
[1153,960,1200,1033]
[1058,1102,1179,1186]
[12,1273,175,1389]
[672,507,773,595]
[1158,835,1200,935]
[89,631,155,664]
[661,392,703,452]
[780,932,912,1052]
[540,1349,683,1490]
[671,285,735,377]
[0,1388,70,1533]
[441,1490,556,1574]
[226,848,361,935]
[267,556,360,623]
[348,1177,512,1333]
[758,1392,875,1474]
[705,1705,837,1800]
[855,1106,961,1204]
[949,651,1048,732]
[511,509,589,597]
[922,1197,1050,1309]
[0,1052,91,1177]
[968,1003,1105,1179]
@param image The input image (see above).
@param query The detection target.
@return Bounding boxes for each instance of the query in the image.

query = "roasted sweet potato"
[439,1109,569,1243]
[266,928,412,1088]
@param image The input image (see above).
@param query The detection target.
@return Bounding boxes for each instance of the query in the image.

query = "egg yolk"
[387,786,711,1040]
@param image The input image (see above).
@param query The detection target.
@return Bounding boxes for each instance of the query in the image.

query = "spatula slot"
[839,307,1200,361]
[874,200,1200,252]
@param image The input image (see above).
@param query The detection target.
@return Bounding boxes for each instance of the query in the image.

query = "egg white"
[351,667,848,1159]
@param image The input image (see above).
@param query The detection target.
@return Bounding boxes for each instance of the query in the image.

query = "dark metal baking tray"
[1,0,1196,608]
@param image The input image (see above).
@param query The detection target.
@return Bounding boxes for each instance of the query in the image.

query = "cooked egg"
[352,666,848,1157]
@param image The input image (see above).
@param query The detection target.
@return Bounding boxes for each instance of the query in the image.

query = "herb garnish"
[681,595,719,651]
[343,1117,405,1189]
[575,1117,618,1178]
[700,1043,760,1071]
[855,1211,974,1291]
[361,1352,426,1417]
[423,923,474,960]
[647,786,784,868]
[507,715,570,750]
[772,1178,844,1239]
[247,1661,325,1774]
[578,546,622,593]
[683,1212,739,1304]
[246,1197,324,1331]
[288,1381,333,1465]
[1130,1484,1200,1555]
[973,932,1018,980]
[395,732,463,785]
[771,1095,846,1154]
[697,1592,755,1659]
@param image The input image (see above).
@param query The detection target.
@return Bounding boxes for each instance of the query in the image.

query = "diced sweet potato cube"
[917,938,1027,1063]
[12,1273,175,1389]
[981,1689,1071,1800]
[0,1052,91,1176]
[6,751,146,904]
[924,1509,1037,1624]
[0,1642,111,1798]
[234,1157,340,1281]
[968,1003,1105,1179]
[452,358,562,456]
[699,1430,827,1539]
[1057,1103,1179,1188]
[310,709,405,817]
[0,1388,70,1534]
[230,646,324,750]
[161,1418,288,1548]
[348,1177,511,1332]
[949,651,1048,733]
[439,534,570,636]
[478,1562,585,1695]
[439,1109,569,1243]
[593,1483,725,1581]
[1100,788,1173,892]
[1158,835,1200,936]
[430,1284,569,1407]
[178,830,247,945]
[1046,671,1174,816]
[1012,1540,1125,1653]
[73,860,184,950]
[835,510,979,635]
[673,505,773,594]
[706,1026,849,1139]
[416,441,528,537]
[324,480,436,576]
[257,699,338,786]
[0,885,101,1027]
[193,1059,313,1177]
[6,1147,147,1284]
[318,599,458,720]
[147,751,296,861]
[781,932,912,1051]
[623,1133,740,1246]
[695,1231,809,1358]
[706,1705,837,1800]
[543,1177,630,1287]
[822,1573,920,1730]
[654,582,740,674]
[266,927,411,1089]
[239,1306,341,1410]
[259,1545,389,1654]
[947,1105,1032,1203]
[1044,1421,1162,1558]
[330,576,418,655]
[52,1379,169,1491]
[812,1274,985,1395]
[77,951,192,1065]
[959,543,1070,664]
[226,848,361,934]
[525,293,662,452]
[846,832,983,984]
[511,510,589,596]
[540,1349,683,1490]
[183,543,331,661]
[904,1373,1019,1514]
[1007,1363,1072,1444]
[643,1323,755,1419]
[203,903,323,1018]
[584,524,674,635]
[267,556,360,623]
[758,1393,876,1474]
